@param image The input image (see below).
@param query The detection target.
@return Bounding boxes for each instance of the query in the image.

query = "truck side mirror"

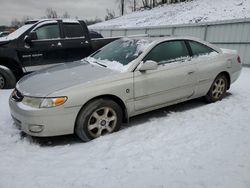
[139,60,158,71]
[24,32,37,44]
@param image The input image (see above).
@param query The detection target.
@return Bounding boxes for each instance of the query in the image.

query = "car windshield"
[91,38,153,66]
[5,24,33,40]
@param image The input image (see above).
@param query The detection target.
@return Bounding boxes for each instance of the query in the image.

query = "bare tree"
[133,0,136,11]
[62,11,70,18]
[116,0,125,16]
[121,0,125,15]
[105,9,116,21]
[85,17,102,25]
[10,16,32,28]
[127,0,139,12]
[46,8,58,18]
[141,0,150,8]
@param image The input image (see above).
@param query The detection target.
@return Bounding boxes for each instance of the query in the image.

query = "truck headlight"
[22,96,67,108]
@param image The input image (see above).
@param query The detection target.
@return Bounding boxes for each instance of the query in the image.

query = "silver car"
[9,36,242,142]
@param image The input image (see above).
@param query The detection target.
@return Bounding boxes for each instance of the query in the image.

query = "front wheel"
[75,99,122,142]
[205,74,228,103]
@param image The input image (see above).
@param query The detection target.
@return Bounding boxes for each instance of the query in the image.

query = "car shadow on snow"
[23,93,232,147]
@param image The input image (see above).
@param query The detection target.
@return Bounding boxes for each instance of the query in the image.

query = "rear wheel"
[0,66,16,89]
[205,74,228,103]
[75,99,122,142]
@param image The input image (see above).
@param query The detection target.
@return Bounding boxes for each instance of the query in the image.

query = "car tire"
[75,99,122,142]
[205,74,228,103]
[0,66,16,89]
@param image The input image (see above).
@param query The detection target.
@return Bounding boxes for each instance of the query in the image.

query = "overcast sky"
[0,0,117,26]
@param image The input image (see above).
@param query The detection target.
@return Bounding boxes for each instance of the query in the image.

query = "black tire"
[75,99,122,142]
[0,66,16,89]
[205,74,228,103]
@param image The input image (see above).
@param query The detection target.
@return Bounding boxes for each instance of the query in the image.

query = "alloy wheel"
[212,78,226,99]
[87,107,117,138]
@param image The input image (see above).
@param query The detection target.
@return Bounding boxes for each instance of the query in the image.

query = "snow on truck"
[0,19,118,89]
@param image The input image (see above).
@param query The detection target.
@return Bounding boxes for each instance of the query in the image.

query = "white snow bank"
[0,69,250,188]
[91,0,250,29]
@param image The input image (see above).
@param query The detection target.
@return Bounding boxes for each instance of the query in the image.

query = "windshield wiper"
[84,58,107,68]
[94,61,107,67]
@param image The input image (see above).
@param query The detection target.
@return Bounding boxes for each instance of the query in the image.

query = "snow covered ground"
[0,68,250,188]
[91,0,250,29]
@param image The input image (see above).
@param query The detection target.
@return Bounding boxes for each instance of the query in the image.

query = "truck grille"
[11,89,24,102]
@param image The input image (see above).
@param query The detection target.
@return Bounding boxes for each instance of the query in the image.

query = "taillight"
[237,56,241,64]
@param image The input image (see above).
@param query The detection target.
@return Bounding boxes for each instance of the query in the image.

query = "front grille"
[11,89,24,102]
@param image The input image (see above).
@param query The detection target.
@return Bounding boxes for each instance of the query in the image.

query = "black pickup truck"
[0,19,117,89]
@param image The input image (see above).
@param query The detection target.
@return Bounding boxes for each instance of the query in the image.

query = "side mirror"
[139,60,158,71]
[24,32,37,43]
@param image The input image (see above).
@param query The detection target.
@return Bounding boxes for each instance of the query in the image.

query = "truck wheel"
[75,99,122,142]
[0,66,16,89]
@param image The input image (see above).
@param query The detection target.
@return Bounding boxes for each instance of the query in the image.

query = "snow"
[90,0,250,29]
[221,48,238,54]
[0,24,33,41]
[0,68,250,188]
[84,38,154,72]
[84,56,129,72]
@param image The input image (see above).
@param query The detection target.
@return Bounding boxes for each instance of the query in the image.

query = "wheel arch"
[218,71,231,90]
[0,57,24,80]
[74,94,129,132]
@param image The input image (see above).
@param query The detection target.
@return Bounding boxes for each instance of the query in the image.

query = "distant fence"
[93,18,250,66]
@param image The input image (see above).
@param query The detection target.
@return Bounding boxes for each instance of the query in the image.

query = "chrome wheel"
[212,78,226,99]
[0,74,5,89]
[87,107,117,138]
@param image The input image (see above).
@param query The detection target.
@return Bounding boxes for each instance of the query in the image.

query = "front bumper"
[9,97,81,137]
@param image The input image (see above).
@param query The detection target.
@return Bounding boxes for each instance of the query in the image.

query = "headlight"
[22,96,67,108]
[40,97,67,108]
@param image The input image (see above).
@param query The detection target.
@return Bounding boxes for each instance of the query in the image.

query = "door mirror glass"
[24,32,37,43]
[139,60,158,71]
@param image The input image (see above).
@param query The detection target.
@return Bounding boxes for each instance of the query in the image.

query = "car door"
[133,40,197,111]
[186,40,220,95]
[22,21,65,72]
[61,21,92,62]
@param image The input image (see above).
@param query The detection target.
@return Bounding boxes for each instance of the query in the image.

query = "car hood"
[16,61,117,97]
[0,37,11,46]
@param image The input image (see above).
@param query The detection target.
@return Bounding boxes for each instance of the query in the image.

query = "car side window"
[144,40,189,64]
[34,24,60,40]
[188,41,216,56]
[63,23,85,38]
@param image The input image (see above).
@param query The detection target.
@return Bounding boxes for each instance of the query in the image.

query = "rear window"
[63,23,84,38]
[188,41,216,56]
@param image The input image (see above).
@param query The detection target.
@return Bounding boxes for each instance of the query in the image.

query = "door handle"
[57,42,62,47]
[187,70,195,75]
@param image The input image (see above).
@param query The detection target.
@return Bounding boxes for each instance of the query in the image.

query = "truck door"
[21,21,66,72]
[61,21,92,62]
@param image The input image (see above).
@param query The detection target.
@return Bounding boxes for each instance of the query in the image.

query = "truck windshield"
[91,38,153,65]
[6,24,33,40]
